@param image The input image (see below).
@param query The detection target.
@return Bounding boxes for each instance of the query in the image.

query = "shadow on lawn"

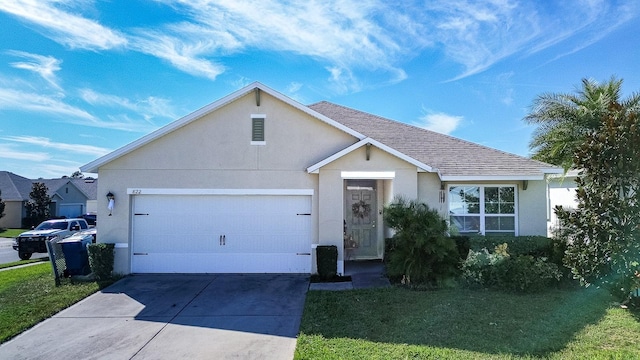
[300,286,617,357]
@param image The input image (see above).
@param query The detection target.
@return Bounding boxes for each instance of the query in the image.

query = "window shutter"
[252,118,265,142]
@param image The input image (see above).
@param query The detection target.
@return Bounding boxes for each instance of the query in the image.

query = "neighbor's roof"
[308,101,560,180]
[0,171,32,201]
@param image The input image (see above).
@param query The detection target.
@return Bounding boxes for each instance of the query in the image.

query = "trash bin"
[59,233,93,276]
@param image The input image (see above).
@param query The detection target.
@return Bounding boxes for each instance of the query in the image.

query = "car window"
[54,222,68,230]
[80,221,88,229]
[35,222,54,230]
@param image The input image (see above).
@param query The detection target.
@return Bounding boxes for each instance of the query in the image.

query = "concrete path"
[0,274,309,360]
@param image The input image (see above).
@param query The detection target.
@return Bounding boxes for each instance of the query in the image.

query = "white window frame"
[447,184,519,236]
[251,114,266,145]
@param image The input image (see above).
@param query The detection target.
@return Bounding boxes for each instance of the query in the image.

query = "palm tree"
[524,77,640,170]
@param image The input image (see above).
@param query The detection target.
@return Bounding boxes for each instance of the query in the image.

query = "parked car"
[81,213,97,226]
[13,218,89,260]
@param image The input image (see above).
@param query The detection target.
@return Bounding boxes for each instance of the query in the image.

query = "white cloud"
[416,111,463,135]
[79,88,176,121]
[2,136,110,157]
[7,50,62,89]
[0,0,127,50]
[0,144,49,161]
[0,87,95,120]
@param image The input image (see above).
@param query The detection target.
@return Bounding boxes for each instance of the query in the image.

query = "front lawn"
[296,287,640,359]
[0,263,116,344]
[0,228,26,238]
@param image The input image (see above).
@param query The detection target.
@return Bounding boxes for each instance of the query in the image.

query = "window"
[448,185,517,235]
[251,114,266,145]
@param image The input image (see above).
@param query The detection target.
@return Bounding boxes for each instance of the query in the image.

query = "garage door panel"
[132,194,312,273]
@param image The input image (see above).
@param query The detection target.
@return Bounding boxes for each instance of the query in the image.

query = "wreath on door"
[352,200,371,219]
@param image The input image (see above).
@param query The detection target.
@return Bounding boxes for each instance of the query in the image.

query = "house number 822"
[131,189,142,194]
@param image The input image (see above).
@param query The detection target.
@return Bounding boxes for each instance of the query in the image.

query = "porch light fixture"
[106,191,115,216]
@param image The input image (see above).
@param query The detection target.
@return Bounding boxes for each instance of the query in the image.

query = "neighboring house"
[547,170,579,237]
[0,171,98,228]
[81,82,562,275]
[0,172,33,229]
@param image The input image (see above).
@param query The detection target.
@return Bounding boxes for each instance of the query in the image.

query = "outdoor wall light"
[106,191,115,216]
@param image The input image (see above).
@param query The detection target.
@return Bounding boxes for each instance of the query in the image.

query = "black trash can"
[59,233,93,276]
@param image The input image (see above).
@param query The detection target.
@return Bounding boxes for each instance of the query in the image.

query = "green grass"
[0,257,48,270]
[0,228,26,238]
[295,287,640,359]
[0,263,116,344]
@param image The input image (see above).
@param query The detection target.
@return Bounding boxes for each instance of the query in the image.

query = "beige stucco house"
[81,82,561,275]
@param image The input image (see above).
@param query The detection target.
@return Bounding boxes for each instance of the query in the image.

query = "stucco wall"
[517,180,548,236]
[96,91,356,274]
[0,201,23,229]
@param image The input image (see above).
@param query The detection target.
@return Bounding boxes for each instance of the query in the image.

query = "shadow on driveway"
[0,274,309,360]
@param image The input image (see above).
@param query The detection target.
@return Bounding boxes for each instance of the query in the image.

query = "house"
[0,171,98,228]
[547,170,579,236]
[81,82,562,275]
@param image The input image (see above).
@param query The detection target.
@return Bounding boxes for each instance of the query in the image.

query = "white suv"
[13,218,89,260]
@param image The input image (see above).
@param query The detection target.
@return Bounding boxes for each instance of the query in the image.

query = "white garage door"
[131,194,312,273]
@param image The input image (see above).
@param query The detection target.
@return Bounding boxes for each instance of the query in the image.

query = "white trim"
[113,243,128,248]
[250,141,266,146]
[81,82,365,173]
[441,175,545,181]
[307,137,436,174]
[127,188,314,196]
[250,113,266,118]
[341,171,395,179]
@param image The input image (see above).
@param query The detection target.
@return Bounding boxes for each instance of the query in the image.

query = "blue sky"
[1,0,639,179]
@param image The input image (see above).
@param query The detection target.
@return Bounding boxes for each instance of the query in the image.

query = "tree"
[524,77,640,170]
[556,101,640,302]
[25,182,51,226]
[0,191,5,222]
[70,171,83,178]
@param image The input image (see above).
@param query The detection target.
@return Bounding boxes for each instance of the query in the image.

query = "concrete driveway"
[0,274,309,360]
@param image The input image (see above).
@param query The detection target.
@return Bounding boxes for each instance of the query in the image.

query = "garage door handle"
[134,213,149,216]
[297,252,311,256]
[133,252,148,255]
[297,213,311,216]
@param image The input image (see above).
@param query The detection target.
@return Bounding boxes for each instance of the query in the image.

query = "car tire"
[19,252,32,260]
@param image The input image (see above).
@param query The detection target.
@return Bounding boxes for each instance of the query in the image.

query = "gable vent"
[252,117,265,142]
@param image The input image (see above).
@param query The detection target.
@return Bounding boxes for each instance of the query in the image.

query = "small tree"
[70,171,84,179]
[557,102,640,301]
[384,197,459,286]
[25,182,51,226]
[0,191,5,222]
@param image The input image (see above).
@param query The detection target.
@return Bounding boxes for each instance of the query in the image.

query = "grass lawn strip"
[295,287,640,359]
[0,258,47,270]
[0,229,26,238]
[0,263,106,344]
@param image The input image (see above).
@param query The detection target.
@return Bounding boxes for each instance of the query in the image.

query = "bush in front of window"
[383,197,460,287]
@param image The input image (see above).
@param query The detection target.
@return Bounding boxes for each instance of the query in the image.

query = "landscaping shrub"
[494,255,563,293]
[469,235,554,257]
[316,245,337,280]
[450,235,471,261]
[87,243,115,280]
[461,242,563,292]
[383,198,459,286]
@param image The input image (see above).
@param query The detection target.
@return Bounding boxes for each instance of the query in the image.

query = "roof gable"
[308,101,561,179]
[81,82,365,173]
[0,171,32,201]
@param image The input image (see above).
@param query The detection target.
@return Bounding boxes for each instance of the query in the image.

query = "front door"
[345,180,378,259]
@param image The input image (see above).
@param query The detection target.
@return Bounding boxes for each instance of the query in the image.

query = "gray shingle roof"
[0,171,33,201]
[308,101,556,178]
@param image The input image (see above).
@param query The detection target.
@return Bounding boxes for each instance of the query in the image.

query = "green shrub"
[461,247,508,288]
[494,255,563,293]
[469,235,553,257]
[451,235,471,261]
[316,245,337,280]
[87,243,115,280]
[383,197,459,286]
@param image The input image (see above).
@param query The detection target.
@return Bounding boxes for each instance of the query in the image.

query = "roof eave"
[307,138,437,174]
